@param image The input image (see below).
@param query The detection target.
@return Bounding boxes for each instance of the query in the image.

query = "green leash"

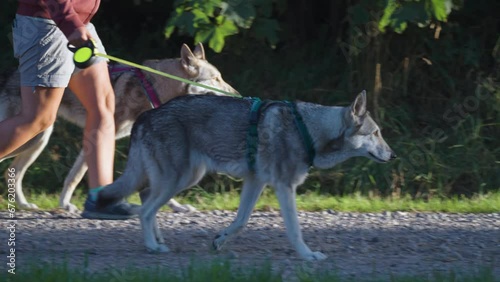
[68,40,241,97]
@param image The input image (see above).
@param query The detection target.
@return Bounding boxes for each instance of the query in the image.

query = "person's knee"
[102,89,115,116]
[19,86,62,134]
[35,112,57,132]
[25,110,57,133]
[87,99,115,128]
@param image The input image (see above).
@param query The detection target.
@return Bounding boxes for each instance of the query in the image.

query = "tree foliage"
[164,0,465,52]
[379,0,460,33]
[165,0,284,52]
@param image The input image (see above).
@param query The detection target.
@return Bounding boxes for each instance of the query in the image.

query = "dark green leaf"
[218,18,239,36]
[392,2,429,26]
[199,0,221,17]
[223,0,256,29]
[171,11,196,36]
[192,8,210,26]
[379,0,398,32]
[430,0,452,21]
[194,27,215,44]
[164,24,176,38]
[209,27,225,52]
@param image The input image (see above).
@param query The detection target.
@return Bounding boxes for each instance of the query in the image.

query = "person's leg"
[0,86,64,159]
[72,23,138,219]
[68,61,115,189]
[75,61,139,219]
[75,62,139,219]
[5,15,70,159]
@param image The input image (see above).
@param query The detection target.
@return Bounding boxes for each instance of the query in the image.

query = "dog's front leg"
[140,211,169,253]
[139,189,164,243]
[60,149,87,212]
[140,188,170,253]
[8,127,53,210]
[274,185,327,261]
[153,217,164,244]
[8,154,39,209]
[213,178,265,250]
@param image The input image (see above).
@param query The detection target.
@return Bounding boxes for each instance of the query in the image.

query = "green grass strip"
[1,259,496,282]
[2,189,499,213]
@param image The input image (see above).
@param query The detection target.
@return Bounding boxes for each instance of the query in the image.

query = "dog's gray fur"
[97,91,396,261]
[0,43,238,212]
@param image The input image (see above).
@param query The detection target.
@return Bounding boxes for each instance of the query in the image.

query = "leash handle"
[67,39,97,69]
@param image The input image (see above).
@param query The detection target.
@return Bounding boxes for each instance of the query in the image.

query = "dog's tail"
[96,145,146,208]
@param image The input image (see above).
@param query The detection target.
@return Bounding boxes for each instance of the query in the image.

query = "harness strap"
[108,65,162,109]
[246,97,263,171]
[285,101,316,167]
[246,99,316,171]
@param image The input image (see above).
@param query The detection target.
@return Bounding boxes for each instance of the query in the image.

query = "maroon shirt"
[17,0,101,37]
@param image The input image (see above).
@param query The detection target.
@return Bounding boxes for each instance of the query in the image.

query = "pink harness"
[108,65,162,109]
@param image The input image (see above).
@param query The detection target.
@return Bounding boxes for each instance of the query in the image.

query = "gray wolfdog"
[97,91,396,261]
[0,43,238,212]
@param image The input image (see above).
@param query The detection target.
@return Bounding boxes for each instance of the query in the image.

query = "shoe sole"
[81,210,138,220]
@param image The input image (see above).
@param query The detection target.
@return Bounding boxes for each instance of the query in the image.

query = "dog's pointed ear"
[193,43,206,60]
[180,44,199,76]
[351,90,367,117]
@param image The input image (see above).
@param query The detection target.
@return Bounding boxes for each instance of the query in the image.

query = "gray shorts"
[12,14,108,88]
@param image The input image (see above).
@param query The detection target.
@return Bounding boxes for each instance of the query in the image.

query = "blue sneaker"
[81,191,139,220]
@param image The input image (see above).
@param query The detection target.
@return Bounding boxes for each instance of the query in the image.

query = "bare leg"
[0,87,64,159]
[68,61,115,188]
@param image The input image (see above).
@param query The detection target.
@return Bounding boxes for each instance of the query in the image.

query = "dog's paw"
[156,236,165,244]
[146,244,170,253]
[171,204,197,213]
[303,251,327,261]
[61,202,79,213]
[18,202,39,210]
[212,234,226,251]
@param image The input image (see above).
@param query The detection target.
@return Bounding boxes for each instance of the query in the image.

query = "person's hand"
[67,26,93,47]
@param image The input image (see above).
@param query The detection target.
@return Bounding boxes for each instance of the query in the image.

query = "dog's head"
[179,43,239,96]
[143,43,239,101]
[342,91,397,163]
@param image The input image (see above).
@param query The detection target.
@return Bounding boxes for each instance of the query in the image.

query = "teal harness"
[246,98,316,171]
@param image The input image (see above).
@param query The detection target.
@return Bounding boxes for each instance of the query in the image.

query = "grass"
[2,188,499,213]
[1,259,497,282]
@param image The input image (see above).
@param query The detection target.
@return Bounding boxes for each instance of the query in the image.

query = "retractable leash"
[67,40,240,97]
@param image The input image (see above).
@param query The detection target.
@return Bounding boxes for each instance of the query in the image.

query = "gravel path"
[1,210,499,280]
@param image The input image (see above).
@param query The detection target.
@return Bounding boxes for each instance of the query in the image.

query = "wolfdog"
[97,91,396,260]
[0,43,238,212]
